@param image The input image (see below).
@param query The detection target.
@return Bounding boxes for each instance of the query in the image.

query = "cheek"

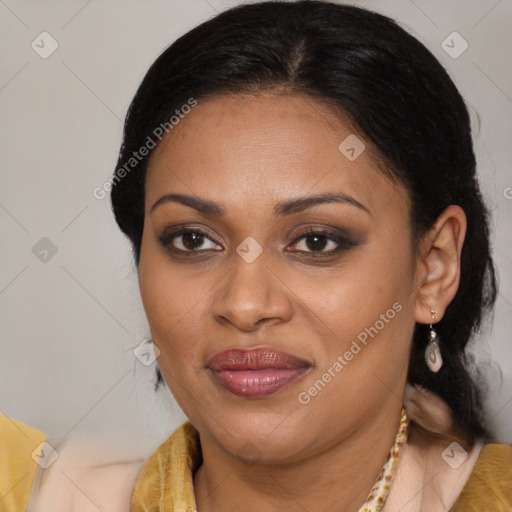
[139,234,198,330]
[299,232,416,375]
[139,243,188,350]
[294,253,414,423]
[300,244,412,330]
[139,266,204,399]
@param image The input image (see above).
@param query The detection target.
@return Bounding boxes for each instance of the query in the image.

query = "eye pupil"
[306,235,327,251]
[183,232,204,250]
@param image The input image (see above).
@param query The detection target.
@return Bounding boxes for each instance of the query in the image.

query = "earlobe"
[414,205,467,325]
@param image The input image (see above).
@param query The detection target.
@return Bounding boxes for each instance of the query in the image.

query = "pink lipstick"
[207,347,310,398]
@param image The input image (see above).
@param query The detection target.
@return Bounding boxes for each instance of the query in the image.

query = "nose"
[211,251,293,332]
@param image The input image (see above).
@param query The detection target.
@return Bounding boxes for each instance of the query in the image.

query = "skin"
[19,430,144,511]
[138,92,466,512]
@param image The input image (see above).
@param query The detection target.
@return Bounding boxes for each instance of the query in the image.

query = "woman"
[2,1,511,510]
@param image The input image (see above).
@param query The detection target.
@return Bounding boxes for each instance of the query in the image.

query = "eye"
[159,228,222,252]
[287,229,354,255]
[159,226,356,257]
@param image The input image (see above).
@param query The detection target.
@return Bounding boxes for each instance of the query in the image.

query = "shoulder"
[451,442,512,511]
[29,439,145,512]
[384,412,511,512]
[473,441,512,474]
[0,413,145,512]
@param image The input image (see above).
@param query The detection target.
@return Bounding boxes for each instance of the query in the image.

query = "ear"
[414,205,467,325]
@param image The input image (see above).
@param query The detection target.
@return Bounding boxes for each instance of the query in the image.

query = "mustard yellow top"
[2,416,512,511]
[129,421,512,512]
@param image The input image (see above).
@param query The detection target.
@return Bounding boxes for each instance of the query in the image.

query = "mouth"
[207,347,311,398]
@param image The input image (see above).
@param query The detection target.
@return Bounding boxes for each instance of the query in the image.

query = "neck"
[193,402,404,512]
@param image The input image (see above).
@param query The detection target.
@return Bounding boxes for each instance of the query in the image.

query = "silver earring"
[425,308,443,373]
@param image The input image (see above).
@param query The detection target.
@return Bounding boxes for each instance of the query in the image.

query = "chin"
[201,404,320,461]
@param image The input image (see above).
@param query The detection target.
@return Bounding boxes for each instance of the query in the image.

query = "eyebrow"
[150,192,371,217]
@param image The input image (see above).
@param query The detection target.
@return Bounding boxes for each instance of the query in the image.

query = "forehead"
[145,93,408,219]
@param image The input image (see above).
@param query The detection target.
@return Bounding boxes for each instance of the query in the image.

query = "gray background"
[1,0,511,463]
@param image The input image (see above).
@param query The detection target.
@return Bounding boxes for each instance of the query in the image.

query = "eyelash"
[159,227,356,258]
[287,228,355,256]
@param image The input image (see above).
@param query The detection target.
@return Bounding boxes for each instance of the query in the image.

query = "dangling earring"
[425,308,443,372]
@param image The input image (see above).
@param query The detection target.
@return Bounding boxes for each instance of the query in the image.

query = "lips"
[207,347,310,398]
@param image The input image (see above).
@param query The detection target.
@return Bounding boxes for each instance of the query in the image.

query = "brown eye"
[181,232,206,250]
[288,229,354,255]
[160,229,222,252]
[299,233,334,252]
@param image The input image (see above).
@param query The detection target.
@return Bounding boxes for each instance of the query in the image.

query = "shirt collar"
[130,420,201,512]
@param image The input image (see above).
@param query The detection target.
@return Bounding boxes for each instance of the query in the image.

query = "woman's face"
[139,93,420,463]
